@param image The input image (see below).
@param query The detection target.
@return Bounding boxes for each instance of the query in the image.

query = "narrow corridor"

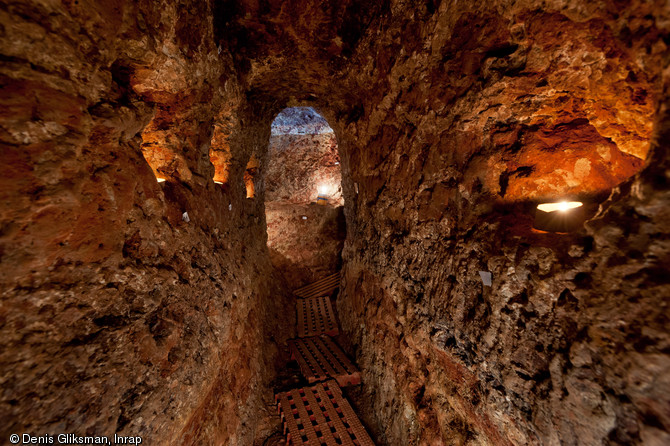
[2,1,669,444]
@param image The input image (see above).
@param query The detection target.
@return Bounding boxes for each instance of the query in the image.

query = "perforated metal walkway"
[297,295,339,338]
[289,336,361,387]
[275,380,374,446]
[294,272,340,299]
[274,272,375,445]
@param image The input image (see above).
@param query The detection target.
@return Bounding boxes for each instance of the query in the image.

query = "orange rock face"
[0,1,291,444]
[481,118,645,200]
[1,0,669,445]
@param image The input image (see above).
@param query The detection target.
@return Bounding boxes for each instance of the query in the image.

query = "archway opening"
[265,107,346,287]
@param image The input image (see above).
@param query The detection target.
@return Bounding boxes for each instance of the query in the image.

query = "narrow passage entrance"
[264,107,346,288]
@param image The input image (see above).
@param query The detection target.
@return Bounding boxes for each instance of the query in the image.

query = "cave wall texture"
[1,0,670,445]
[266,200,346,287]
[265,132,341,205]
[0,1,293,444]
[329,2,670,445]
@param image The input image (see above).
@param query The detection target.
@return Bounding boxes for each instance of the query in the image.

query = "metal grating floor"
[289,336,361,387]
[297,296,339,337]
[275,380,375,446]
[294,272,341,299]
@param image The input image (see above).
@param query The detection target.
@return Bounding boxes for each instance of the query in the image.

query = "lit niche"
[534,201,585,232]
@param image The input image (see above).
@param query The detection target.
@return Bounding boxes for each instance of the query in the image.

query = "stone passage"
[297,296,339,337]
[276,273,374,445]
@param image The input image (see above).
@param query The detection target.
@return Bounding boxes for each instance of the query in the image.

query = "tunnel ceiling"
[271,107,333,135]
[212,0,388,101]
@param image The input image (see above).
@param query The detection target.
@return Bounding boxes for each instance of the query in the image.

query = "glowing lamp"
[317,184,329,205]
[214,180,223,185]
[157,178,166,183]
[534,201,585,232]
[537,201,582,212]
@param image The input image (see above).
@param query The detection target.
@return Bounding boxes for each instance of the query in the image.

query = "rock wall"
[265,133,342,204]
[330,1,670,444]
[0,1,291,444]
[266,202,345,287]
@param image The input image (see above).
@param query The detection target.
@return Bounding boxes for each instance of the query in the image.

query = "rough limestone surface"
[266,202,346,287]
[0,1,292,444]
[265,132,342,205]
[1,0,670,445]
[328,2,670,444]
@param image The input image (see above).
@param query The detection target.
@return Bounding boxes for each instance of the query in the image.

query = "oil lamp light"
[317,185,329,205]
[534,201,584,232]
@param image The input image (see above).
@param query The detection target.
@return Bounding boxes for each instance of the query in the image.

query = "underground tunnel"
[265,107,346,288]
[0,1,669,445]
